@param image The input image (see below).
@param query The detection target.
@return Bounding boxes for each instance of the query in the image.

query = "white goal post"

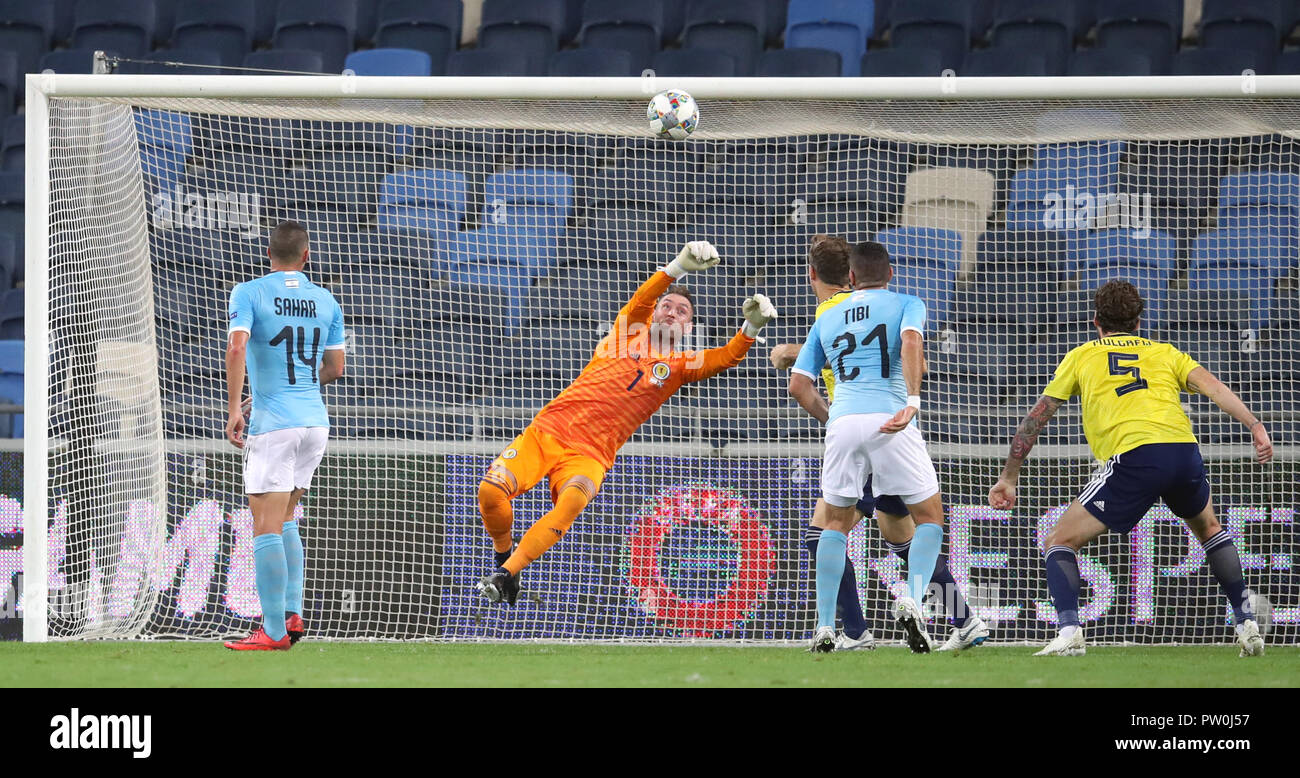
[20,73,1300,645]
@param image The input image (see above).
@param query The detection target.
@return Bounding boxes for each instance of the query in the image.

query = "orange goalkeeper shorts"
[483,424,607,505]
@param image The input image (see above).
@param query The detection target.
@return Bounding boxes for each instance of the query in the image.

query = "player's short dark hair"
[661,283,695,321]
[269,221,309,264]
[1094,280,1144,333]
[808,234,850,286]
[849,241,891,286]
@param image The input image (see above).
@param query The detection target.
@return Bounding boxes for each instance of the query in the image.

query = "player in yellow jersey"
[771,235,989,652]
[989,281,1273,657]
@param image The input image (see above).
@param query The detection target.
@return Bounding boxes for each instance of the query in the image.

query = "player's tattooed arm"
[1004,395,1064,477]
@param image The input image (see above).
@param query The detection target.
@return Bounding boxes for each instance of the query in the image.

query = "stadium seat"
[551,48,634,76]
[0,172,21,237]
[1193,226,1299,278]
[377,168,467,235]
[0,52,16,118]
[959,47,1049,76]
[1067,49,1152,76]
[592,143,705,216]
[281,151,386,213]
[564,204,689,266]
[136,109,193,199]
[1094,0,1181,74]
[1277,49,1300,74]
[1217,171,1300,232]
[1163,289,1255,382]
[1187,260,1276,329]
[0,287,22,329]
[0,235,14,289]
[345,48,433,76]
[784,0,876,76]
[272,0,357,73]
[874,225,962,325]
[860,47,944,76]
[578,0,663,70]
[681,0,766,76]
[171,0,255,67]
[902,166,994,276]
[990,0,1075,74]
[963,229,1067,325]
[887,0,971,71]
[483,168,575,236]
[478,0,566,76]
[755,48,840,77]
[0,2,55,77]
[1200,0,1284,74]
[1076,228,1179,273]
[653,48,738,77]
[242,48,325,74]
[38,48,113,74]
[1172,48,1262,75]
[446,48,538,76]
[71,0,156,57]
[374,0,461,75]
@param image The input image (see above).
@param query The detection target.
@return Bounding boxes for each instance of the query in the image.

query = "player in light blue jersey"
[223,221,346,651]
[789,241,946,653]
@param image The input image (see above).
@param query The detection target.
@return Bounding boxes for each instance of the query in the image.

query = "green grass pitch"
[1,642,1295,687]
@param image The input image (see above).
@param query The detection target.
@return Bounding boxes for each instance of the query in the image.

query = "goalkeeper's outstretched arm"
[605,241,721,348]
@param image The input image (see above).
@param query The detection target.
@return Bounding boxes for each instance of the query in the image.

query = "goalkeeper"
[770,234,987,652]
[477,241,776,603]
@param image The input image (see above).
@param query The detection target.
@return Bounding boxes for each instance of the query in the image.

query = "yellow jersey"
[1042,333,1201,462]
[814,290,852,402]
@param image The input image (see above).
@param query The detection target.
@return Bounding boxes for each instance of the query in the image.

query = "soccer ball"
[647,89,699,141]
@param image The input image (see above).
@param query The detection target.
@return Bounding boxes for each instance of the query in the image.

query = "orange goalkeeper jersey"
[531,270,754,469]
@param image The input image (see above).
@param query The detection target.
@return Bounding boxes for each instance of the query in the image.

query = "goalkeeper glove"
[742,294,777,338]
[665,241,721,278]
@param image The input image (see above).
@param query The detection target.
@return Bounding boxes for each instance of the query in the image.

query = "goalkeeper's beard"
[648,322,685,355]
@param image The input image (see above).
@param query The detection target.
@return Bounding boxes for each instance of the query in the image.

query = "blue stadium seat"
[374,0,462,75]
[478,0,565,76]
[965,229,1067,324]
[1075,228,1179,274]
[552,48,635,76]
[377,168,467,235]
[888,0,971,71]
[1278,49,1300,74]
[682,0,766,76]
[755,47,840,77]
[578,0,663,70]
[0,3,55,77]
[1218,171,1300,232]
[1186,261,1276,329]
[136,109,192,198]
[653,47,738,77]
[784,0,876,76]
[446,48,537,76]
[1164,290,1255,382]
[281,151,386,213]
[0,339,20,375]
[1200,0,1284,74]
[592,144,705,215]
[272,0,357,73]
[242,48,325,73]
[345,48,432,76]
[250,0,275,44]
[564,204,689,266]
[1067,49,1152,76]
[1172,47,1262,75]
[39,48,113,73]
[659,0,686,42]
[990,0,1075,74]
[354,0,379,45]
[72,0,156,57]
[0,287,20,339]
[874,226,962,325]
[171,0,255,67]
[1094,0,1181,74]
[860,47,943,76]
[1192,226,1299,282]
[483,168,574,236]
[960,47,1048,76]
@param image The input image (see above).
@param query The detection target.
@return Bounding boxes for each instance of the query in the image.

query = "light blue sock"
[253,533,287,641]
[815,530,848,630]
[908,523,944,607]
[282,520,304,616]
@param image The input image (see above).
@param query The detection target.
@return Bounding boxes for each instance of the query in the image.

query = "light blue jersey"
[228,271,345,435]
[793,288,926,425]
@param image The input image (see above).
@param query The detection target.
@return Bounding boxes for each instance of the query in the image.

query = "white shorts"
[821,413,940,508]
[243,427,329,495]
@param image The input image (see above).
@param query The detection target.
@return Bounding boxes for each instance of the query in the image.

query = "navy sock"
[1204,530,1253,624]
[805,524,868,639]
[1044,545,1081,629]
[494,547,512,567]
[887,540,970,628]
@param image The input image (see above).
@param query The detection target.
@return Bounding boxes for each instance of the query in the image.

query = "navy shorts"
[1077,443,1211,534]
[856,474,909,517]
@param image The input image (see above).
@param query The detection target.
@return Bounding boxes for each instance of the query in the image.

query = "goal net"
[19,74,1300,645]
